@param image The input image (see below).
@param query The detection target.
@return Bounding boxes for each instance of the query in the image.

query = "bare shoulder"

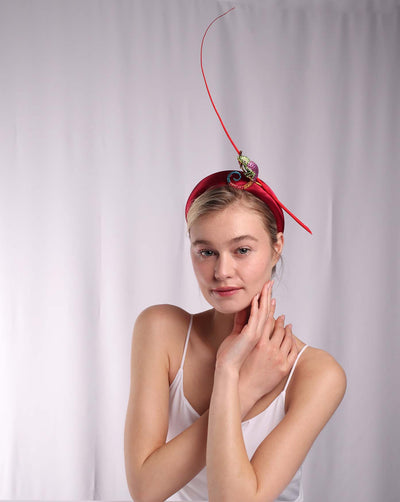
[133,304,191,347]
[135,304,190,332]
[287,346,347,417]
[296,346,347,387]
[132,305,193,381]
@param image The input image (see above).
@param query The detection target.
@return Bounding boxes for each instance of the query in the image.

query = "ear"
[272,232,284,266]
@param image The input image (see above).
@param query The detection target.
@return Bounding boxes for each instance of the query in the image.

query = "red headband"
[185,169,311,234]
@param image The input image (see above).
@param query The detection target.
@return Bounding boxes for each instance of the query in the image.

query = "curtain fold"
[0,1,399,500]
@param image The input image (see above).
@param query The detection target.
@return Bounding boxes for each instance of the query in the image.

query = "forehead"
[189,203,269,244]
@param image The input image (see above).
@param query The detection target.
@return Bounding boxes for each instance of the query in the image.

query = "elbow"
[126,480,156,502]
[125,454,166,502]
[208,483,273,502]
[127,490,155,502]
[126,478,140,502]
[127,476,167,502]
[129,495,149,502]
[208,488,255,502]
[125,469,144,502]
[125,448,157,502]
[210,495,273,502]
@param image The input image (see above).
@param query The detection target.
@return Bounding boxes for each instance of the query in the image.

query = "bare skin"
[124,204,347,502]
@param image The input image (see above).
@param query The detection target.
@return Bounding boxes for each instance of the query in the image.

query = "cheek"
[245,256,274,284]
[191,257,212,283]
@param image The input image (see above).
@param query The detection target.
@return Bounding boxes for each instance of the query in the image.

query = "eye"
[199,249,216,257]
[237,247,251,255]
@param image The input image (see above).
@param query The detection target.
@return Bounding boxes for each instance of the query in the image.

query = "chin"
[206,296,252,315]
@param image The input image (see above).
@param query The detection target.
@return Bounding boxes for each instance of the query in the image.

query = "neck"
[207,309,235,350]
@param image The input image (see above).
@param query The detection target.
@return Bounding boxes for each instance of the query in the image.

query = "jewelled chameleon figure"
[238,153,259,181]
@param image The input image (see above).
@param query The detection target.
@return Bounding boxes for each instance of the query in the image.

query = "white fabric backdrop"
[0,0,399,500]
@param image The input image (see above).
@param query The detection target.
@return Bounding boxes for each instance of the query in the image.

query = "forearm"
[207,366,258,502]
[127,411,209,502]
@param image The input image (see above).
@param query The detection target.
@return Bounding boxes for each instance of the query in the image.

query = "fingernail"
[271,298,276,306]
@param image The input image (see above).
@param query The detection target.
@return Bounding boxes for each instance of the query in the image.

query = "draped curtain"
[0,0,399,500]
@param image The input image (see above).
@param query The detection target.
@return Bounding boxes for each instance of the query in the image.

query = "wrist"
[238,383,257,419]
[214,361,240,381]
[210,364,242,421]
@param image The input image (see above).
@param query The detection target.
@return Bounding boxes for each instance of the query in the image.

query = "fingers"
[232,306,251,335]
[241,280,276,347]
[258,280,274,318]
[269,318,298,372]
[280,323,297,357]
[286,325,299,364]
[269,314,285,343]
[245,293,261,337]
[258,280,275,336]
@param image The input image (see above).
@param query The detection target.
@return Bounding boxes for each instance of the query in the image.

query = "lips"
[211,287,243,297]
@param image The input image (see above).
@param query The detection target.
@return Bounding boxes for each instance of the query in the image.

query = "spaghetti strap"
[179,315,193,370]
[283,344,308,392]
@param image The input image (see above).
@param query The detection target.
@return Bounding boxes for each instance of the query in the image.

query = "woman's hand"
[215,281,275,370]
[238,282,299,415]
[215,283,271,372]
[215,280,298,415]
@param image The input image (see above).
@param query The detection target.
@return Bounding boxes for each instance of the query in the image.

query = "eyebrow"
[191,235,259,247]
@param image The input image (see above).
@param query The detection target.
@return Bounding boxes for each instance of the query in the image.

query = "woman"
[124,169,346,502]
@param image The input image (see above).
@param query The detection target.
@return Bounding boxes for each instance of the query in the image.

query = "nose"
[214,253,234,281]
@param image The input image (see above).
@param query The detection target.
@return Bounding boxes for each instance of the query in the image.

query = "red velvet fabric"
[185,170,285,232]
[185,170,312,234]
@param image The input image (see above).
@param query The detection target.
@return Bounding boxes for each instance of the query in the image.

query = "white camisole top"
[166,316,307,502]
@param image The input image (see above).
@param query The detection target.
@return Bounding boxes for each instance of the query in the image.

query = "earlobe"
[274,232,284,255]
[272,233,284,266]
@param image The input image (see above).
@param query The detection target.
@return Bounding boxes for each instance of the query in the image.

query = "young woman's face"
[190,203,283,314]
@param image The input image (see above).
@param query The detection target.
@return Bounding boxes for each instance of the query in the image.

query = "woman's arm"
[124,298,293,502]
[208,350,346,502]
[124,305,209,502]
[206,290,347,502]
